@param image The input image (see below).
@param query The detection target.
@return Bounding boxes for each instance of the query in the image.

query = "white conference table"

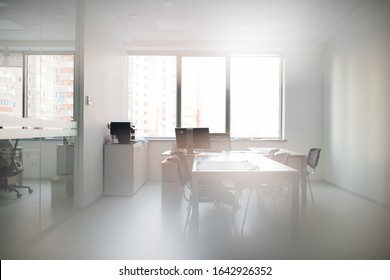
[162,148,308,207]
[191,151,300,242]
[249,148,308,207]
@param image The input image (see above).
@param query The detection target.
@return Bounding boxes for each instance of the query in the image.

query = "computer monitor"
[175,128,188,150]
[175,127,210,153]
[193,128,210,150]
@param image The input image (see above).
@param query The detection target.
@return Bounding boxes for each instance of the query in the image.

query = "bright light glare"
[231,56,281,138]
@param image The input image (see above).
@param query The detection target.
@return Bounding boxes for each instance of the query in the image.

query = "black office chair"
[209,133,231,152]
[0,139,33,198]
[170,150,240,233]
[306,148,321,205]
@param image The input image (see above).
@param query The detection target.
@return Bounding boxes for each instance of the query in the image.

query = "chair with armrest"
[306,148,321,205]
[266,148,279,158]
[0,139,33,198]
[170,150,240,234]
[209,133,231,152]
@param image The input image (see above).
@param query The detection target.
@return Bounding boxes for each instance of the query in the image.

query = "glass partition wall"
[0,0,77,258]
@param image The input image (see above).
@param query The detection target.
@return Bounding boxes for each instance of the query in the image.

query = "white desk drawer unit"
[103,142,148,196]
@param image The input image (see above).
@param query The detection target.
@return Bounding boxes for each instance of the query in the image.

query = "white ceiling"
[0,0,369,49]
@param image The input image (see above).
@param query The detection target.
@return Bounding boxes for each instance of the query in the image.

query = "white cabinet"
[104,142,148,196]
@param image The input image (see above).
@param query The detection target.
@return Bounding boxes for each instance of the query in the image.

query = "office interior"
[0,0,389,260]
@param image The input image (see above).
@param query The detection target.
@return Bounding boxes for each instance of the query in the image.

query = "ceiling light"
[161,0,176,8]
[128,13,138,20]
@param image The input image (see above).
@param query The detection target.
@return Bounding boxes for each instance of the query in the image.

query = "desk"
[191,152,300,241]
[249,148,308,207]
[162,148,308,207]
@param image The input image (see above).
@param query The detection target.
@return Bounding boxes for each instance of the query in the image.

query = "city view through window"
[0,54,74,121]
[128,54,283,138]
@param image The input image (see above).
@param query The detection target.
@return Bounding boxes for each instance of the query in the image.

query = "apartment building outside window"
[27,54,74,121]
[181,57,226,132]
[128,56,176,137]
[0,53,74,121]
[0,53,23,118]
[128,54,283,139]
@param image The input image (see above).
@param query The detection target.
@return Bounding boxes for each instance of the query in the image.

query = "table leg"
[300,156,307,207]
[291,175,300,243]
[190,177,199,238]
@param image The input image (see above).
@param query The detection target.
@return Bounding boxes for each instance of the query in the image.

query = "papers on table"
[196,160,258,171]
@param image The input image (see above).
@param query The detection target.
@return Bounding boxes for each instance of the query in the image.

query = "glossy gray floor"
[4,181,390,259]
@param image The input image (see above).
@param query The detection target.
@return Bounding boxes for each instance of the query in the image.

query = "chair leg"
[270,190,279,230]
[307,176,315,205]
[183,202,192,235]
[1,184,22,198]
[241,188,254,237]
[10,184,33,194]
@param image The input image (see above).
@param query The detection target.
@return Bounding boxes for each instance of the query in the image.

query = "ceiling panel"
[0,0,371,49]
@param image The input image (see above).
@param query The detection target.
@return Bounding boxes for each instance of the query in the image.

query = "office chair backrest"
[209,133,231,151]
[267,148,279,158]
[171,151,191,188]
[307,148,321,170]
[0,140,12,170]
[0,139,23,176]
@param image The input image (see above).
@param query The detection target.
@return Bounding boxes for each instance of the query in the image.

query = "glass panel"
[230,55,282,138]
[40,137,76,228]
[0,138,41,248]
[0,0,77,259]
[27,54,74,121]
[181,57,226,132]
[128,56,176,137]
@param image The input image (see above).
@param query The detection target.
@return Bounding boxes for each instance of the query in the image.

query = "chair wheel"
[17,194,22,198]
[29,189,33,194]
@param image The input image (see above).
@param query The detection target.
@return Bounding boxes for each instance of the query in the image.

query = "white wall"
[79,0,128,207]
[324,0,390,206]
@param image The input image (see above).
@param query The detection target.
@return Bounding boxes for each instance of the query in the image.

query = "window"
[27,54,74,121]
[181,57,226,131]
[0,53,74,121]
[0,53,23,118]
[128,54,283,139]
[231,55,282,138]
[128,56,176,137]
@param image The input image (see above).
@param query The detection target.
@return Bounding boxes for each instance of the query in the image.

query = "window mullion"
[23,54,28,118]
[176,55,182,127]
[226,55,230,134]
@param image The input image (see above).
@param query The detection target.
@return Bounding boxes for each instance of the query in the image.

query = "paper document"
[197,160,258,171]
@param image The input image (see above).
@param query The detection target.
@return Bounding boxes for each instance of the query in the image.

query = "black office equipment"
[109,122,135,144]
[175,127,210,153]
[0,139,33,198]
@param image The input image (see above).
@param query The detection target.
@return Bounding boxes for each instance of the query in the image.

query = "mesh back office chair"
[170,151,239,233]
[0,139,33,198]
[209,133,231,152]
[306,148,321,205]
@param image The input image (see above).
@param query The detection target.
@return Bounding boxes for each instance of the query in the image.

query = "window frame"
[1,51,75,120]
[127,51,284,140]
